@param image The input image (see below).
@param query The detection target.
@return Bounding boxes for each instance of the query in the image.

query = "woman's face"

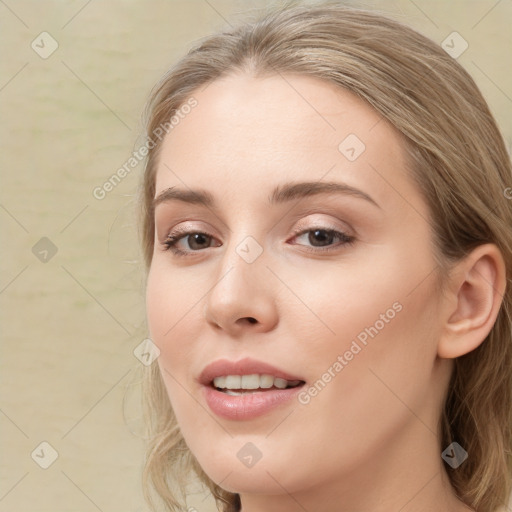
[146,73,453,502]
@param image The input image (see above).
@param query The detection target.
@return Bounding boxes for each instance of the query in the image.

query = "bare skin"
[146,72,505,512]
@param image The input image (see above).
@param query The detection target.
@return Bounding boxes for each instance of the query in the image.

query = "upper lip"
[199,357,305,386]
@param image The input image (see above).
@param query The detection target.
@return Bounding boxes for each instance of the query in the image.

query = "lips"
[199,357,306,420]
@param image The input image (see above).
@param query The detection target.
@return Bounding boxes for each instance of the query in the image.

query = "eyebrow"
[152,181,380,210]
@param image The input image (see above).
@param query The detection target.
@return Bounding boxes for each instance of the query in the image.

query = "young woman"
[136,2,512,511]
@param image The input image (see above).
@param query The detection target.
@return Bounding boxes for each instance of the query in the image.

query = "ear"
[437,243,507,359]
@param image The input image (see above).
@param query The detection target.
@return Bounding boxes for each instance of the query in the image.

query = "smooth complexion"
[146,73,504,512]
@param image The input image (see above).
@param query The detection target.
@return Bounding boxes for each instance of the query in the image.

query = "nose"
[203,244,279,336]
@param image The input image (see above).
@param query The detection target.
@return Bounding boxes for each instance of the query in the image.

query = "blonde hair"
[136,2,512,511]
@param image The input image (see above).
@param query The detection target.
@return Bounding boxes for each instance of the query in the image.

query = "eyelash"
[161,225,355,257]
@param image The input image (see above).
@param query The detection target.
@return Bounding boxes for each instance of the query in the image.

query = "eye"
[160,226,355,258]
[289,227,355,253]
[162,230,220,257]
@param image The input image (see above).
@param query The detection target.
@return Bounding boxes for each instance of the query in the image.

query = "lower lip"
[203,384,304,420]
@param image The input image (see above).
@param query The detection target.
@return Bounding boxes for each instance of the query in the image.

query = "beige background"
[1,1,511,511]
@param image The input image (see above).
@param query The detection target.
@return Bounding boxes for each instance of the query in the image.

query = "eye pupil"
[189,233,210,249]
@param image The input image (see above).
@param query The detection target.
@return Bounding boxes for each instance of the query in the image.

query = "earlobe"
[437,244,507,359]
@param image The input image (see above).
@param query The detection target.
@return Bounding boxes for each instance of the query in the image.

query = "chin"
[206,464,288,495]
[191,446,295,494]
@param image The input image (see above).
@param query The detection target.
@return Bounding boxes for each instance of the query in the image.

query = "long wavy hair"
[135,2,512,511]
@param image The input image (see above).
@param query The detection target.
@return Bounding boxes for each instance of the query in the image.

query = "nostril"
[246,317,257,324]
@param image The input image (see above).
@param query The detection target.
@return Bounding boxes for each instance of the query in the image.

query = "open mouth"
[211,374,305,396]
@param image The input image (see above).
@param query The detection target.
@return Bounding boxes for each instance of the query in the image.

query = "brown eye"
[307,229,336,247]
[291,228,355,253]
[163,230,220,256]
[186,233,213,250]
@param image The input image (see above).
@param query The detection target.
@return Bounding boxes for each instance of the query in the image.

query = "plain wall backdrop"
[1,1,511,511]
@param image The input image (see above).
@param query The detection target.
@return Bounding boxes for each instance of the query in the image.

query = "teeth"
[241,374,260,389]
[225,375,241,389]
[214,376,226,388]
[213,374,302,391]
[260,374,274,389]
[274,378,288,389]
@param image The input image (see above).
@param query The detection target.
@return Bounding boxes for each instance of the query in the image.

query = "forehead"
[153,72,419,216]
[160,72,387,159]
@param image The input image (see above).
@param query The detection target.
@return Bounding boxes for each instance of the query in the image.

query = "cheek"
[146,267,204,433]
[285,246,440,435]
[299,266,440,428]
[145,261,168,339]
[146,260,197,345]
[145,261,203,397]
